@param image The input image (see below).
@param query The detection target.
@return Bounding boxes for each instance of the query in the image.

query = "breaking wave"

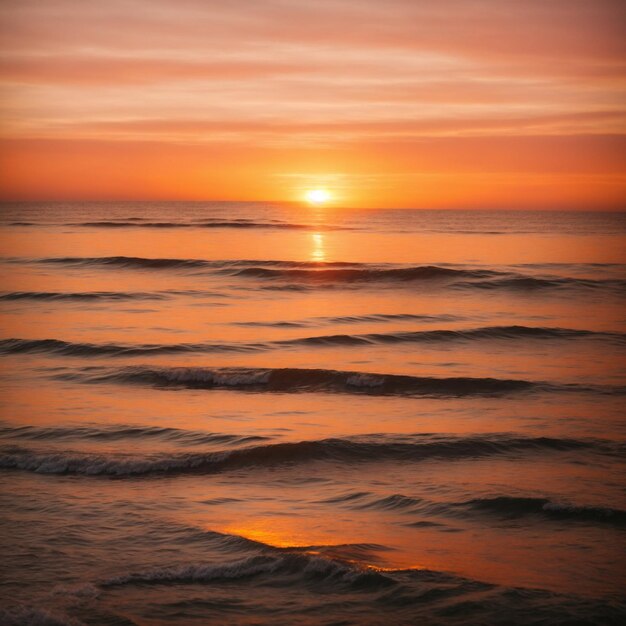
[102,552,390,590]
[3,543,624,624]
[56,365,544,397]
[452,276,626,292]
[463,496,626,526]
[322,491,626,527]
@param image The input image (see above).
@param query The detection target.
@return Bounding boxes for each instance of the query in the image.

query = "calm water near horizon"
[0,203,625,625]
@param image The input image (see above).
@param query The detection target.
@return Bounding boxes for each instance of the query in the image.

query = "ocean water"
[0,203,625,625]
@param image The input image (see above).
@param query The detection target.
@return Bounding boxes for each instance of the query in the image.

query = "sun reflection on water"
[311,232,325,262]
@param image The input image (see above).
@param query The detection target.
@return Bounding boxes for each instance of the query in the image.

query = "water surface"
[1,203,625,625]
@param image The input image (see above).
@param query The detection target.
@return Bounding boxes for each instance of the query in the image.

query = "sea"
[0,203,625,625]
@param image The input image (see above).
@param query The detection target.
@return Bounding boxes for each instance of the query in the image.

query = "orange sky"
[0,0,625,208]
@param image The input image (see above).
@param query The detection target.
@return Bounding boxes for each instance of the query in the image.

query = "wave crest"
[0,424,267,447]
[3,325,623,360]
[232,265,497,282]
[465,496,626,526]
[12,256,625,293]
[0,291,170,302]
[102,553,390,591]
[74,220,317,230]
[65,365,539,397]
[0,434,613,477]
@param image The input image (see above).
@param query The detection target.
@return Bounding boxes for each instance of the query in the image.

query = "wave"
[102,552,390,591]
[0,434,616,477]
[0,338,261,357]
[233,320,314,328]
[234,313,462,328]
[3,518,625,623]
[57,365,546,397]
[7,218,340,230]
[231,265,499,282]
[464,496,626,526]
[275,325,626,347]
[3,324,622,359]
[323,313,462,324]
[0,289,228,303]
[93,552,626,623]
[12,256,626,293]
[73,220,318,230]
[36,255,215,270]
[25,256,357,271]
[453,276,626,292]
[321,490,626,527]
[355,493,425,512]
[19,257,498,281]
[224,263,625,292]
[0,424,267,447]
[0,291,171,302]
[96,525,397,592]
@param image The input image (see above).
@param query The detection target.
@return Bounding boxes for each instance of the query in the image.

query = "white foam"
[346,374,384,387]
[161,367,271,386]
[542,501,613,516]
[105,555,279,585]
[103,553,380,587]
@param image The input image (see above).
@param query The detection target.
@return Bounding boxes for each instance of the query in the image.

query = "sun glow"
[305,189,331,205]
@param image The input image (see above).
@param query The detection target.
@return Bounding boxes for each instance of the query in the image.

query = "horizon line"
[0,199,624,212]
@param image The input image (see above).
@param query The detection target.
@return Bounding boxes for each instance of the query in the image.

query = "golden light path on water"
[311,232,326,262]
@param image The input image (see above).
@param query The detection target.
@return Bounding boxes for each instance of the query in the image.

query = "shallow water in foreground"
[0,203,625,625]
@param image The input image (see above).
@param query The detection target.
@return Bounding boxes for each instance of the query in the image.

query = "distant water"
[1,202,625,625]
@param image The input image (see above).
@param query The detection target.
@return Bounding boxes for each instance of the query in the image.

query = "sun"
[305,189,331,205]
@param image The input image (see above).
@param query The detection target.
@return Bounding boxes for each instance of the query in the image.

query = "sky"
[0,0,625,208]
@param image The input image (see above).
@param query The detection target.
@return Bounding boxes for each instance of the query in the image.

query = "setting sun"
[305,189,331,205]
